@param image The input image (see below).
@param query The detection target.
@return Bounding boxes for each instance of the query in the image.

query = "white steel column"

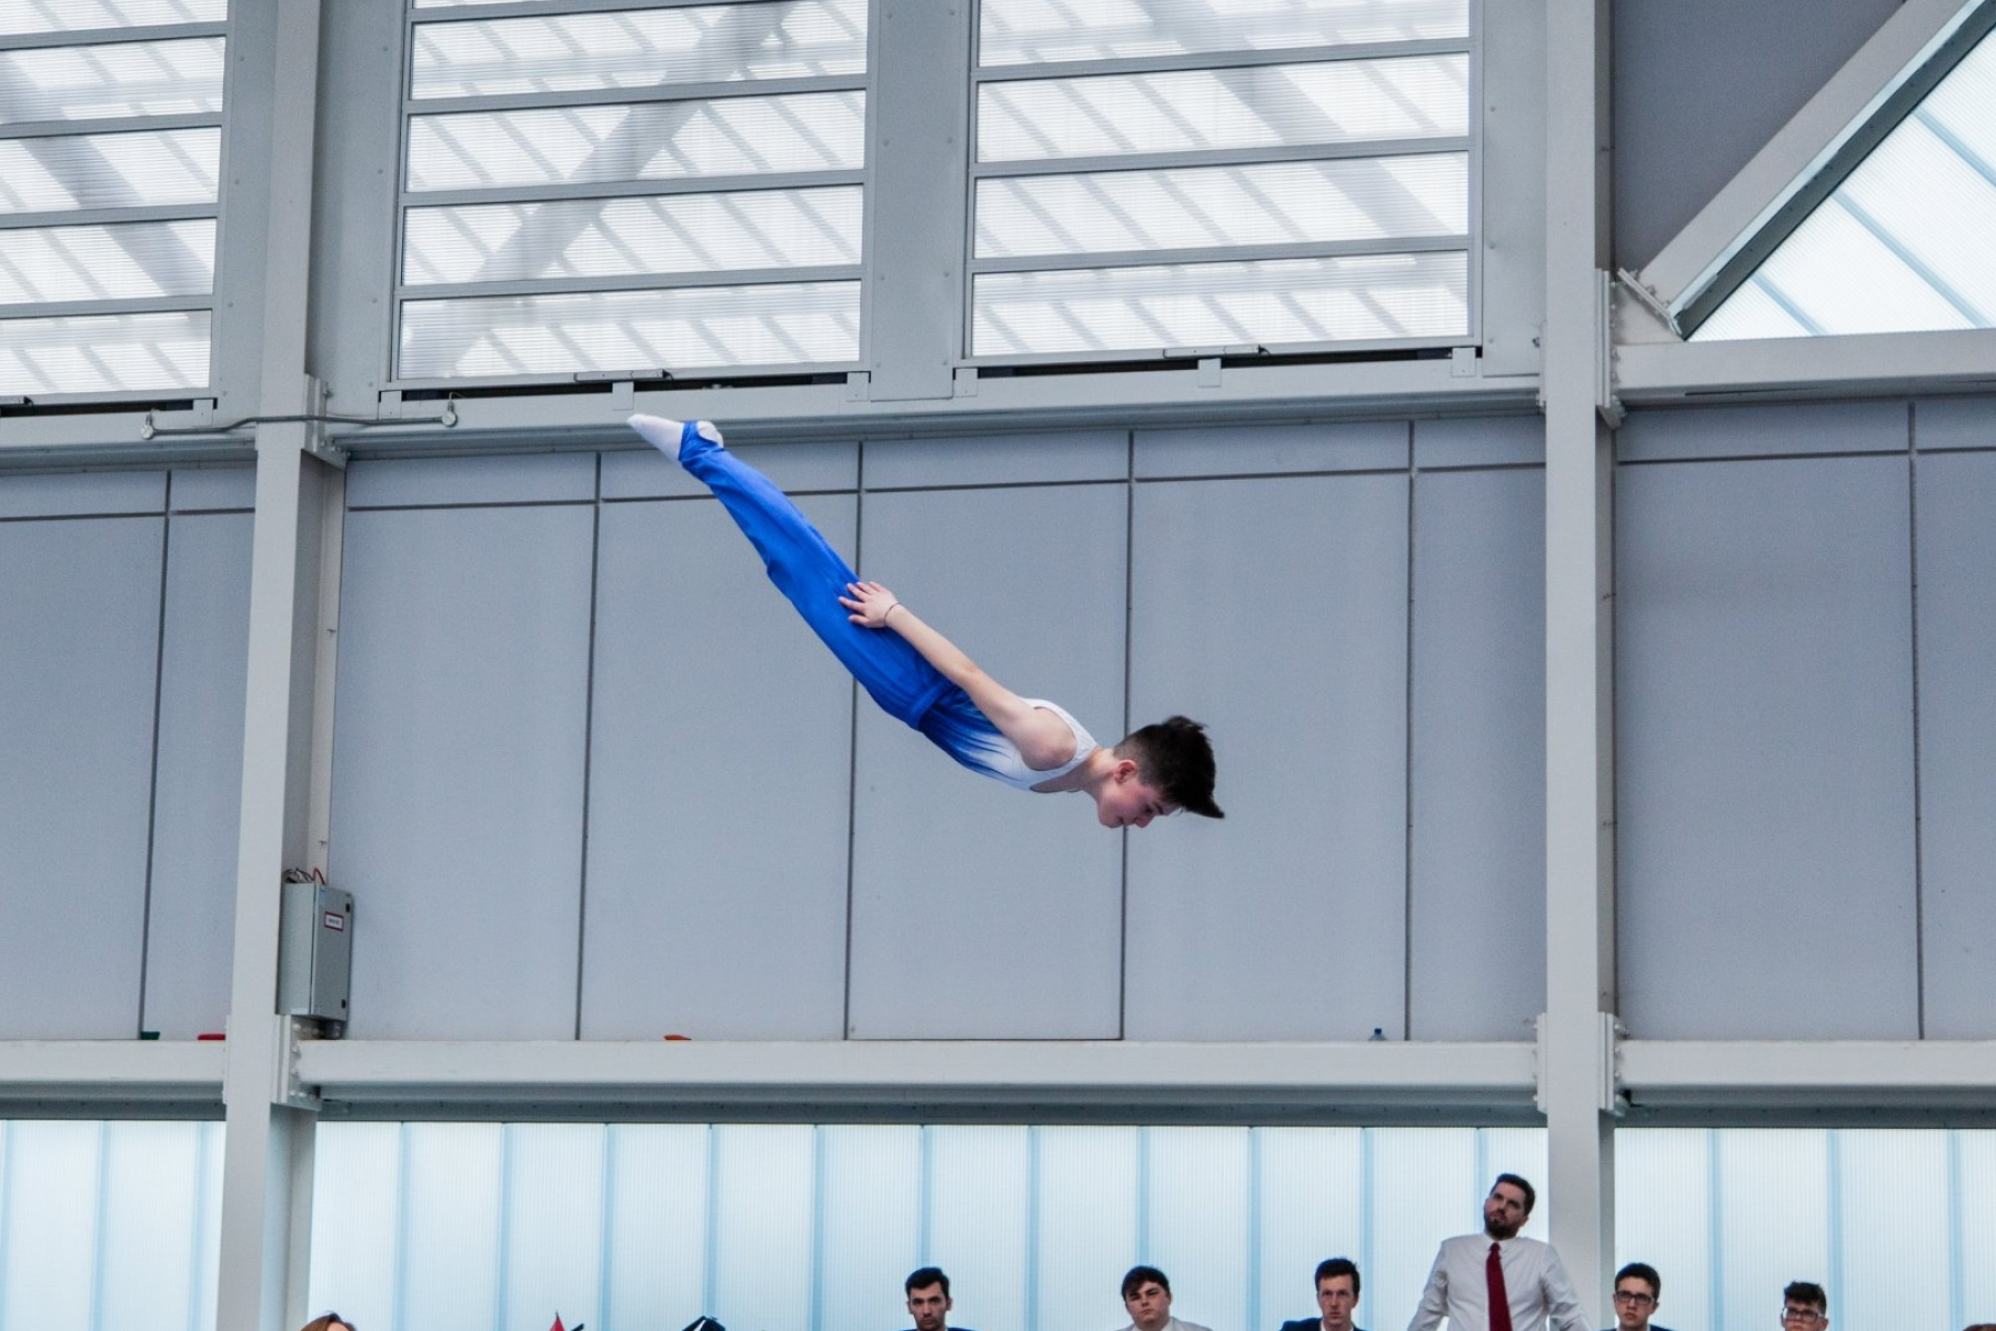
[1543,0,1617,1317]
[215,0,334,1327]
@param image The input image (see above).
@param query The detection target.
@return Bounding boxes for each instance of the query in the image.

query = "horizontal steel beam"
[298,1039,1540,1115]
[1615,327,1996,403]
[0,1040,226,1106]
[1620,1039,1996,1108]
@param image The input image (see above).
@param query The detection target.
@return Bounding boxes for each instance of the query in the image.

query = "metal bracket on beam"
[1595,270,1625,429]
[142,398,218,437]
[846,371,871,402]
[1450,346,1478,378]
[953,367,978,398]
[272,1015,323,1112]
[1197,357,1224,388]
[1602,1012,1629,1117]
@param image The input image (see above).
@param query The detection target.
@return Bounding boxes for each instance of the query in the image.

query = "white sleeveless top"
[978,699,1099,791]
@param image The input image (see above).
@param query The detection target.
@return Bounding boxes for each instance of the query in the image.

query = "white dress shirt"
[1406,1234,1588,1331]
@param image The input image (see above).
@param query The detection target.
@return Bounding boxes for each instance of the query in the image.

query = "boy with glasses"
[1606,1264,1666,1331]
[1781,1282,1829,1330]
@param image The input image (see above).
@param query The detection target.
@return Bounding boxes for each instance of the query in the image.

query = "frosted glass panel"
[973,251,1468,353]
[1033,1127,1141,1328]
[0,38,225,124]
[402,1123,504,1330]
[412,0,867,99]
[819,1127,921,1331]
[1696,28,1996,341]
[0,0,227,34]
[0,308,210,393]
[0,218,214,304]
[398,281,860,377]
[312,1123,1545,1331]
[0,128,221,214]
[976,154,1467,256]
[408,93,866,190]
[977,56,1469,161]
[713,1125,816,1331]
[0,1120,223,1331]
[981,0,1469,65]
[1619,1130,1995,1330]
[404,186,861,284]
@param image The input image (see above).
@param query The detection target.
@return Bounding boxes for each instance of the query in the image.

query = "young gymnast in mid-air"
[627,415,1222,830]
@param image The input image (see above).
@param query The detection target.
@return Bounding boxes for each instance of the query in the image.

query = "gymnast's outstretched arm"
[838,579,1078,771]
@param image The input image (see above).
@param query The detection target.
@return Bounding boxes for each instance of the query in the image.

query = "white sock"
[627,414,723,462]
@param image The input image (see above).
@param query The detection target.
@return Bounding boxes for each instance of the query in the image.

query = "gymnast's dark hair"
[1117,716,1222,818]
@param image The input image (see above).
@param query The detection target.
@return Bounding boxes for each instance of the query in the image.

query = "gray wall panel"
[603,440,859,501]
[1914,451,1996,1037]
[1409,468,1546,1039]
[0,470,165,519]
[1135,421,1407,478]
[1125,473,1408,1040]
[1617,456,1918,1038]
[0,517,163,1038]
[1414,416,1544,469]
[847,481,1128,1038]
[1619,401,1909,462]
[1614,0,1901,268]
[143,513,253,1038]
[1916,396,1996,451]
[344,453,597,508]
[331,504,596,1039]
[581,494,856,1040]
[169,467,257,512]
[864,431,1127,489]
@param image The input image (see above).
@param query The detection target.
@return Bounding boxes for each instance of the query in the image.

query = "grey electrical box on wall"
[279,881,353,1036]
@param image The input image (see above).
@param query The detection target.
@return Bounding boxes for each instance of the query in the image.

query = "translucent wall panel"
[0,218,214,304]
[977,57,1470,161]
[1697,26,1996,340]
[974,252,1467,354]
[976,154,1467,257]
[411,0,868,99]
[0,128,221,214]
[399,281,859,377]
[398,0,868,381]
[1618,1130,1992,1331]
[980,0,1470,65]
[312,1123,1544,1331]
[408,94,866,191]
[0,39,226,124]
[0,1120,223,1331]
[403,187,862,284]
[0,0,227,33]
[0,308,210,394]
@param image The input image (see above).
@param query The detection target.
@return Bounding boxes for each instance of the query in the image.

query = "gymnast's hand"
[840,580,904,630]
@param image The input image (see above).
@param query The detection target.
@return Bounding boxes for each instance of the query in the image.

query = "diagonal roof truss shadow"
[1624,0,1996,342]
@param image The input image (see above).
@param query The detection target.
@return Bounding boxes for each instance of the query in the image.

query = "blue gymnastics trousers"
[676,421,1016,780]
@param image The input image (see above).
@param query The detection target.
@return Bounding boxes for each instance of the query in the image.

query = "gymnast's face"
[1096,768,1173,829]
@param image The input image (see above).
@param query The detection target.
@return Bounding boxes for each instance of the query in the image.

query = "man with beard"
[903,1268,973,1331]
[1407,1174,1588,1331]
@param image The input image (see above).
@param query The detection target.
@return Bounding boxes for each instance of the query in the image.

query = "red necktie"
[1486,1242,1514,1331]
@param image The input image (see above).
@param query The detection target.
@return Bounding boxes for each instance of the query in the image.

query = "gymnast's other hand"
[841,580,903,629]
